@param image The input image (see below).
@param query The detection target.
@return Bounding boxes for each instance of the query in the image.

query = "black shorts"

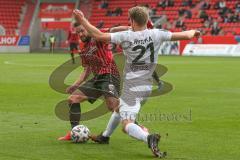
[78,74,120,103]
[70,43,78,52]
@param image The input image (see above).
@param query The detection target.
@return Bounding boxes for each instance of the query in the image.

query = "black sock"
[69,103,81,129]
[71,53,75,63]
[152,71,160,84]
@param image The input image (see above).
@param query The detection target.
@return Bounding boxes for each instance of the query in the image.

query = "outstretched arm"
[73,66,91,86]
[73,9,111,42]
[109,26,131,33]
[171,30,201,41]
[66,66,91,94]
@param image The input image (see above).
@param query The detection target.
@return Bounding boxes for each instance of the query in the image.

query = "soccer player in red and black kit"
[66,23,81,64]
[58,24,121,140]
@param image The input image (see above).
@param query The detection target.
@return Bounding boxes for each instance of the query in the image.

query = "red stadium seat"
[89,0,239,36]
[0,0,26,35]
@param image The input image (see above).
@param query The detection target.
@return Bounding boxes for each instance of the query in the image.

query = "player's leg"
[71,53,75,64]
[102,110,120,136]
[69,77,104,126]
[91,96,120,144]
[92,99,149,143]
[152,71,164,91]
[122,119,149,143]
[104,97,120,138]
[119,87,166,158]
[58,78,101,141]
[134,120,149,133]
[69,43,75,64]
[97,98,149,139]
[91,77,150,143]
[68,91,88,128]
[121,111,166,158]
[92,97,149,144]
[119,98,149,142]
[50,43,52,52]
[58,90,88,141]
[90,74,121,143]
[125,122,165,158]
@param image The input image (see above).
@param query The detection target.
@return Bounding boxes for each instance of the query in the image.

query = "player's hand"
[65,40,69,44]
[189,30,201,39]
[73,9,85,23]
[66,85,79,94]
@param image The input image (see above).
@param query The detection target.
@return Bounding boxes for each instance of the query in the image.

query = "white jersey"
[110,29,172,119]
[111,29,172,81]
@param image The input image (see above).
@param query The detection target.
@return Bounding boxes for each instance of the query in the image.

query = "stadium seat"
[88,0,239,36]
[0,0,26,35]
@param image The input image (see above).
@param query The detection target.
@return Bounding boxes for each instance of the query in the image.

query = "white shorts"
[119,82,152,121]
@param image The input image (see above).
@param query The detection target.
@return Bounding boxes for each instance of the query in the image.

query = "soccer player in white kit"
[73,7,200,158]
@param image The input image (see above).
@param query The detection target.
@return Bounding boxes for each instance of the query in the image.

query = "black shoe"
[147,134,167,158]
[90,133,110,144]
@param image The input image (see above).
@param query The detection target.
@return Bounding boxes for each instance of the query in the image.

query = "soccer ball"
[71,125,90,143]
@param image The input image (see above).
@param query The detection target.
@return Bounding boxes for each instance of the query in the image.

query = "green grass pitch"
[0,53,240,160]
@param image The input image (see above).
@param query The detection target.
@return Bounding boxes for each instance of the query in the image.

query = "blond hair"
[128,6,149,26]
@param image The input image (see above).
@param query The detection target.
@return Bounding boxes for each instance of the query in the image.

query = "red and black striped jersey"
[67,27,80,43]
[80,38,119,77]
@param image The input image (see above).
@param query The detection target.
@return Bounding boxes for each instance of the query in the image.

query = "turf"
[0,53,240,160]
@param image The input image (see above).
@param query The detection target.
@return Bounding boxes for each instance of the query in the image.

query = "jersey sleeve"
[100,28,110,33]
[154,29,172,41]
[110,31,128,45]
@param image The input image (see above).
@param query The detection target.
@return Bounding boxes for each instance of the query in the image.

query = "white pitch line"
[4,61,56,67]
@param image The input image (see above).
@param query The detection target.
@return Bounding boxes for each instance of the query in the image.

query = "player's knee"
[121,120,131,133]
[106,102,115,112]
[106,98,119,112]
[68,95,76,104]
[121,122,128,133]
[68,95,82,104]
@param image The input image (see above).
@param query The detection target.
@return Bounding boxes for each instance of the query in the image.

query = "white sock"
[125,123,149,143]
[102,112,121,137]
